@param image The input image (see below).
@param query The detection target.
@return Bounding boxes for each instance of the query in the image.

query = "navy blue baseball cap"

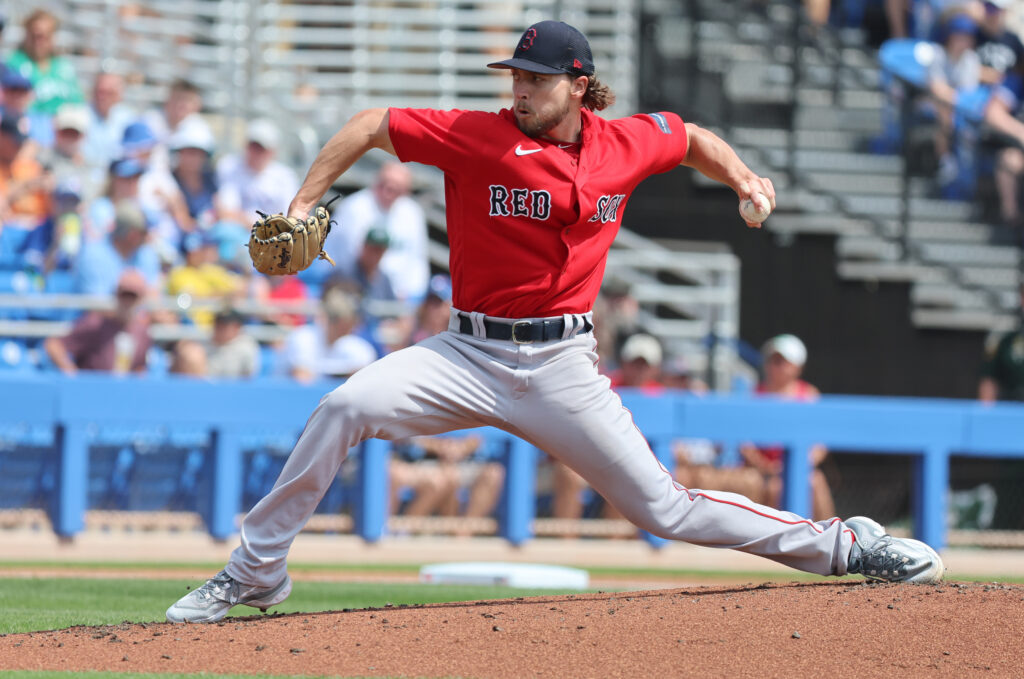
[0,69,32,90]
[487,21,594,77]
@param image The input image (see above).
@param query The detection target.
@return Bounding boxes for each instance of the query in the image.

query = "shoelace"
[195,571,238,603]
[852,536,910,579]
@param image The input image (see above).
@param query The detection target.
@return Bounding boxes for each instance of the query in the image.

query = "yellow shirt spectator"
[166,232,242,328]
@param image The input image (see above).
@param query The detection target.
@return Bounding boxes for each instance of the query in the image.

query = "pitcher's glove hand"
[248,204,335,276]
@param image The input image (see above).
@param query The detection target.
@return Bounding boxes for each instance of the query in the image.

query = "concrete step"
[806,171,916,197]
[832,194,975,222]
[766,213,877,238]
[917,242,1021,268]
[731,126,870,152]
[795,105,884,133]
[905,221,999,243]
[911,283,992,310]
[912,308,1017,332]
[837,235,902,261]
[760,148,902,175]
[837,260,950,284]
[957,266,1022,290]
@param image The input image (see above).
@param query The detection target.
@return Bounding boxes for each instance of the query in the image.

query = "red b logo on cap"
[520,28,536,51]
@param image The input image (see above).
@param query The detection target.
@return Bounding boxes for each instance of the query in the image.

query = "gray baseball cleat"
[166,569,292,623]
[846,516,944,584]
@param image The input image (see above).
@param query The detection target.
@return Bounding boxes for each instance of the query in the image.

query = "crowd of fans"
[846,1,1024,236]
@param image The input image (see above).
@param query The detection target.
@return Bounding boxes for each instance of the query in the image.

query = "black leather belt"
[457,314,593,344]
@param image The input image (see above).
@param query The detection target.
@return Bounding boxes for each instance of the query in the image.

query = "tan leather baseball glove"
[248,204,335,276]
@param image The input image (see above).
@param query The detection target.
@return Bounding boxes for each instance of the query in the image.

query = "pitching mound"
[2,581,1022,677]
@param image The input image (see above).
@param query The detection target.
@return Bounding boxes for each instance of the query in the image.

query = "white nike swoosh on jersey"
[558,144,572,149]
[514,145,543,156]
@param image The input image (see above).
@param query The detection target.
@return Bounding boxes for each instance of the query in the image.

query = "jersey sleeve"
[388,108,470,173]
[623,112,689,176]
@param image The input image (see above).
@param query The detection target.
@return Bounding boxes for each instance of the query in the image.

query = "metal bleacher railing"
[3,372,1024,551]
[35,0,639,168]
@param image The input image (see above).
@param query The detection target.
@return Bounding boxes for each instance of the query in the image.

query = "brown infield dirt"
[2,580,1024,678]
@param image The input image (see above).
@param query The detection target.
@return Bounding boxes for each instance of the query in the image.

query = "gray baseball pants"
[227,311,854,587]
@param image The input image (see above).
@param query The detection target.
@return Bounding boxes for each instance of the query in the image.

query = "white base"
[419,561,590,589]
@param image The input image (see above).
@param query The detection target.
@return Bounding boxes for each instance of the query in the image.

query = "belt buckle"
[511,320,534,344]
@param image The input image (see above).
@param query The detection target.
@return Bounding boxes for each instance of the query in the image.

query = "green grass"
[0,577,593,635]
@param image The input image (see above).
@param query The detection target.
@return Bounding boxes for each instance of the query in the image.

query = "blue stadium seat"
[258,344,278,377]
[0,228,31,270]
[147,346,169,377]
[0,270,38,321]
[44,270,75,293]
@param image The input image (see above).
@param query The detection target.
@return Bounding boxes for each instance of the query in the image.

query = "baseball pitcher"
[168,20,943,623]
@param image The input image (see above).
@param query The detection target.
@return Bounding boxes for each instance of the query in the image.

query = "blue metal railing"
[1,373,1022,550]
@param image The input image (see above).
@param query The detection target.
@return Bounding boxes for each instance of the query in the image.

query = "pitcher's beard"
[515,101,571,138]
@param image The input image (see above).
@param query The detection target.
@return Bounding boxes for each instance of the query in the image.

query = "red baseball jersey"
[388,106,689,317]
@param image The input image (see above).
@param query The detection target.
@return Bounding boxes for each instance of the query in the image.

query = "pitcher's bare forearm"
[288,108,395,218]
[682,123,775,206]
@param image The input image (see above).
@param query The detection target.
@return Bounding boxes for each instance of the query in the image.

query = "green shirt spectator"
[979,328,1024,402]
[979,286,1024,403]
[5,9,84,116]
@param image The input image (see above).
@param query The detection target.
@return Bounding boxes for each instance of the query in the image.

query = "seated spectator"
[266,273,312,328]
[407,273,453,346]
[659,353,709,393]
[40,104,103,201]
[925,13,982,188]
[120,120,191,262]
[658,352,754,498]
[169,339,209,378]
[0,112,50,231]
[4,9,85,116]
[81,72,136,175]
[978,283,1024,401]
[84,156,150,243]
[166,230,244,329]
[390,435,504,535]
[885,0,977,41]
[739,334,837,521]
[43,269,150,375]
[217,118,299,220]
[0,69,53,148]
[36,178,84,272]
[206,307,261,379]
[668,357,764,504]
[327,227,399,310]
[318,161,429,301]
[169,123,224,230]
[141,78,213,174]
[278,288,377,382]
[591,278,642,373]
[973,0,1024,89]
[609,332,666,393]
[74,199,161,296]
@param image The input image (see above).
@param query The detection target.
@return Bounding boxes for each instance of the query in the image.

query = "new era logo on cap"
[487,21,595,77]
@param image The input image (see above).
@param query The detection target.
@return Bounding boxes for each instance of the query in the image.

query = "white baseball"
[739,192,771,224]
